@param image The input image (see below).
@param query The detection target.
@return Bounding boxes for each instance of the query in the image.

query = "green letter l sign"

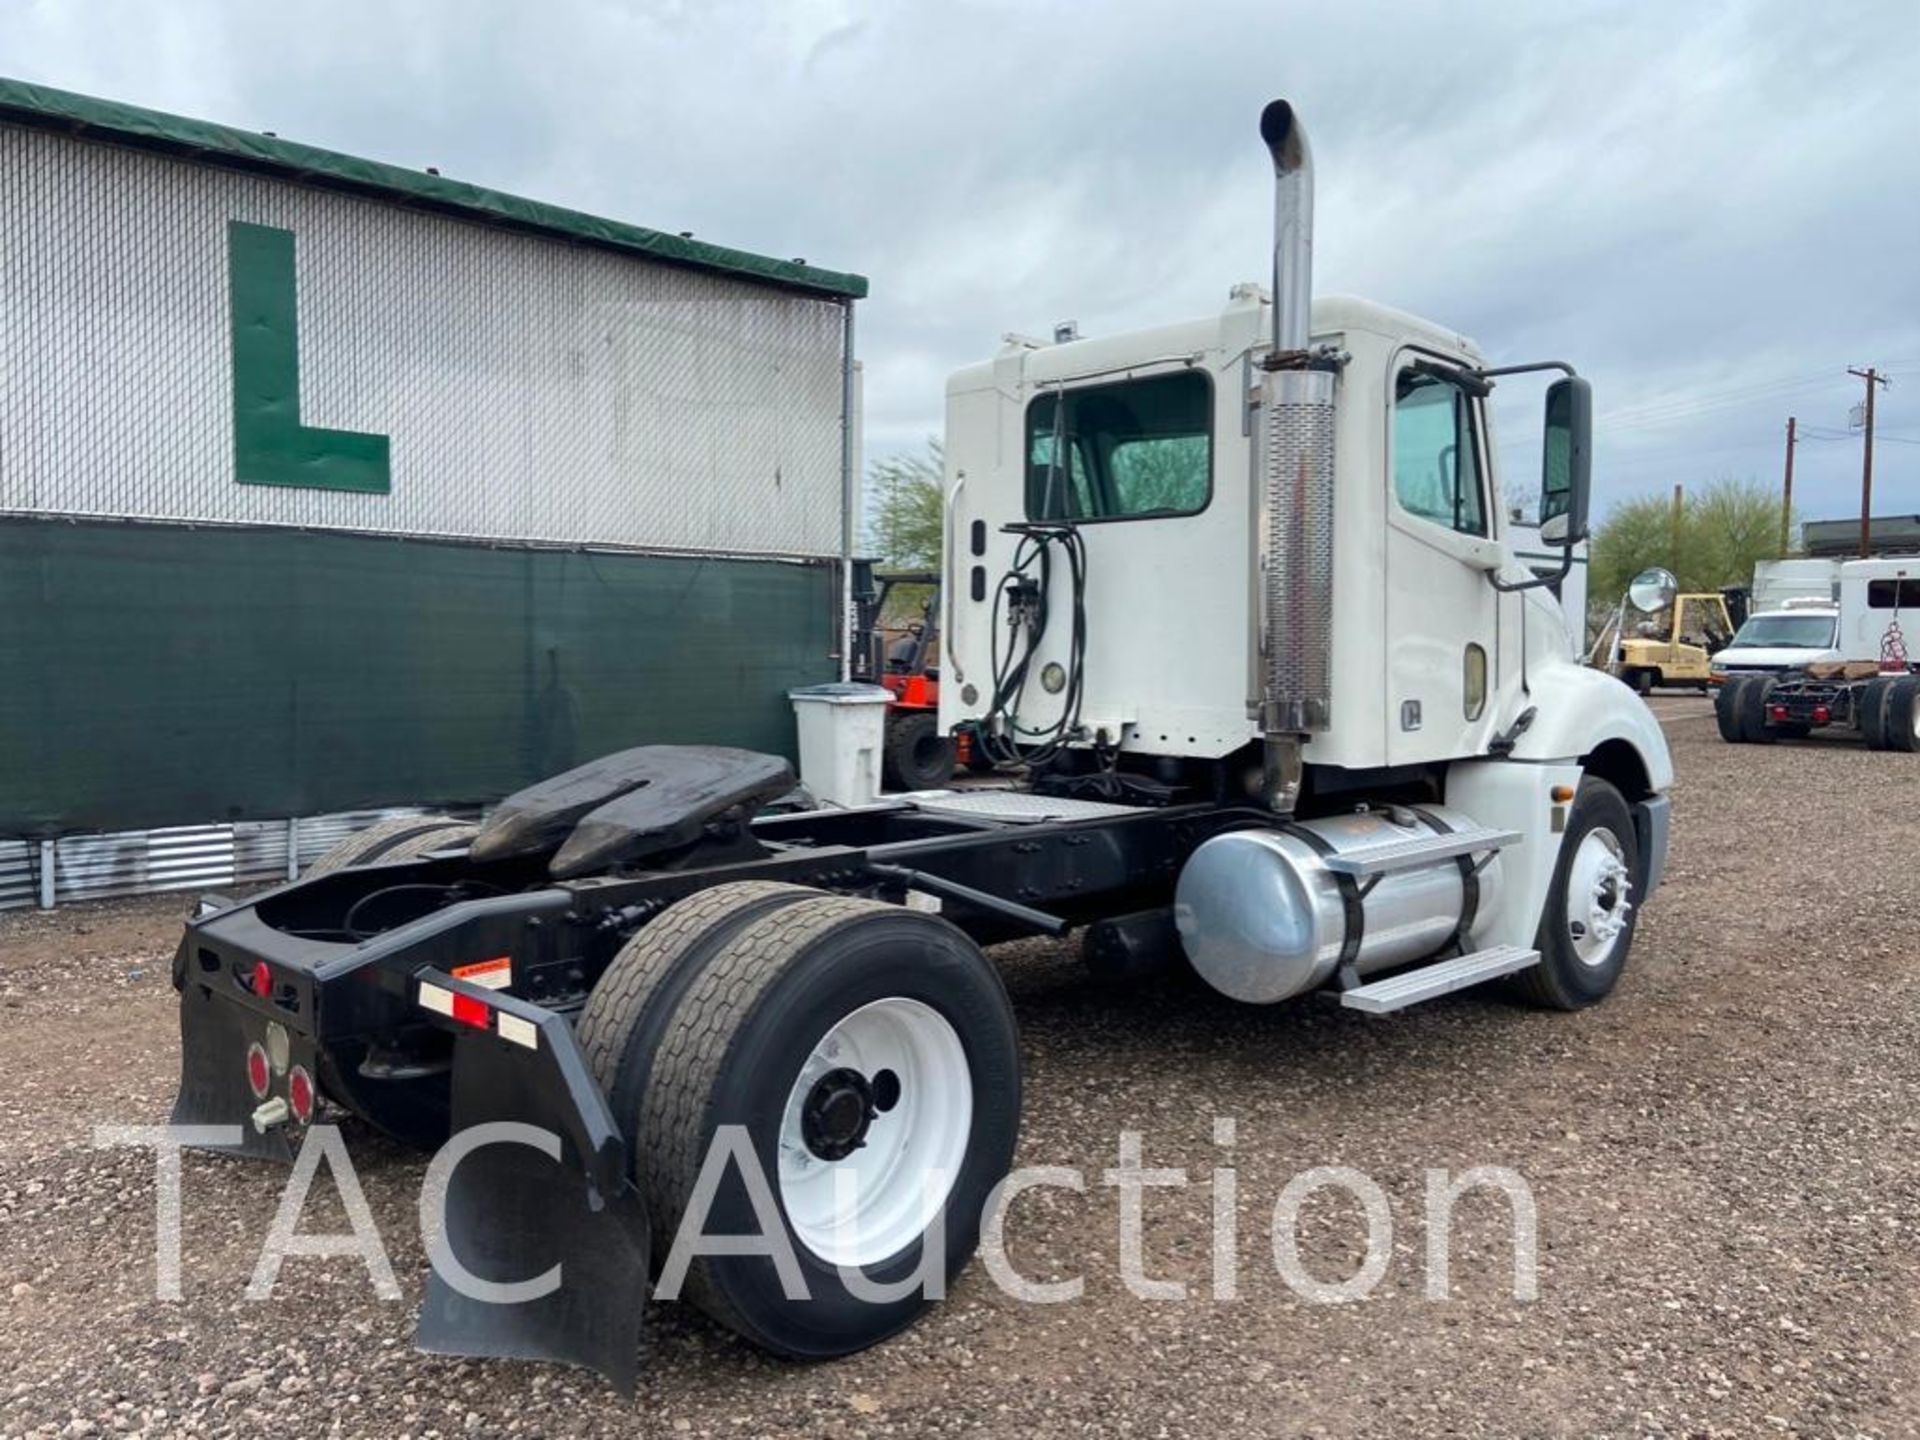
[228,221,391,493]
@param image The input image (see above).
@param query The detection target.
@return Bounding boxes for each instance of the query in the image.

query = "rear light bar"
[417,978,539,1051]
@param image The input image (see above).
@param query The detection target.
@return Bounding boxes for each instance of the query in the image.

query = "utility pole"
[1669,482,1684,575]
[1848,366,1891,558]
[1781,416,1796,555]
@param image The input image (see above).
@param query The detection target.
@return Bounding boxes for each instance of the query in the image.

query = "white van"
[1709,601,1842,683]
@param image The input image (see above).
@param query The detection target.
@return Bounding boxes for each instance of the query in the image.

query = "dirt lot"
[3,697,1918,1439]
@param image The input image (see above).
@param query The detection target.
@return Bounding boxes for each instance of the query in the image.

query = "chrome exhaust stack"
[1260,100,1314,356]
[1253,99,1338,810]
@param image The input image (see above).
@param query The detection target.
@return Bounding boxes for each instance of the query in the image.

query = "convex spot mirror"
[1629,566,1679,615]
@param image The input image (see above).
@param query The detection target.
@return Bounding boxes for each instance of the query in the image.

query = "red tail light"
[287,1065,315,1124]
[1769,704,1788,722]
[250,961,272,998]
[1813,704,1831,724]
[450,992,491,1028]
[244,1043,271,1099]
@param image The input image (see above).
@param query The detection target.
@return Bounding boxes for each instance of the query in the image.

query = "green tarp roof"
[0,76,867,300]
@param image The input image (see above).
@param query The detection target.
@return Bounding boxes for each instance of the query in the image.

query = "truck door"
[1382,356,1502,763]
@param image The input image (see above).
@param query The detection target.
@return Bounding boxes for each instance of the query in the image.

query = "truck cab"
[940,288,1624,775]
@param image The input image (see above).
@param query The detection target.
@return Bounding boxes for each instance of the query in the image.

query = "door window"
[1392,369,1487,537]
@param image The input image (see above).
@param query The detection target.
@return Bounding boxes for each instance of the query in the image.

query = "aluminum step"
[1338,945,1540,1014]
[1320,826,1522,878]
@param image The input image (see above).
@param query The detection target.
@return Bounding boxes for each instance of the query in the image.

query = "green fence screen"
[0,518,838,837]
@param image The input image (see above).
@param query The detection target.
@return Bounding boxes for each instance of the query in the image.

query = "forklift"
[849,564,961,788]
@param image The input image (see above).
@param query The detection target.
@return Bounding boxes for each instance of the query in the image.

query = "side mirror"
[1540,376,1592,545]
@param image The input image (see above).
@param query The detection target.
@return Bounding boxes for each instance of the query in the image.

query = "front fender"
[1507,658,1675,792]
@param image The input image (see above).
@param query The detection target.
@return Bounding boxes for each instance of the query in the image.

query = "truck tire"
[577,881,821,1143]
[303,815,478,877]
[1509,777,1640,1011]
[1885,677,1920,753]
[1860,678,1895,750]
[1634,668,1657,696]
[1713,678,1750,743]
[1736,675,1779,744]
[638,895,1020,1358]
[883,711,956,790]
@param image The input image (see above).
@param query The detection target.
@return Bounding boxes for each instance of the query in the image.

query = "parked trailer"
[171,100,1673,1390]
[1715,558,1920,750]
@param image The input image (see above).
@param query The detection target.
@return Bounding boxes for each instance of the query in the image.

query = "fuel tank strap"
[1277,821,1367,989]
[1405,804,1480,955]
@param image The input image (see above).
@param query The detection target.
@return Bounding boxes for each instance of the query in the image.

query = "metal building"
[0,78,864,899]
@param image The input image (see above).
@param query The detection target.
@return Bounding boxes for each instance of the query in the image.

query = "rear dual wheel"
[1863,676,1920,752]
[577,885,1020,1358]
[1716,675,1809,744]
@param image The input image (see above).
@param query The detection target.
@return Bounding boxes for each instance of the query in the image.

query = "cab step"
[1339,945,1540,1014]
[1321,825,1521,878]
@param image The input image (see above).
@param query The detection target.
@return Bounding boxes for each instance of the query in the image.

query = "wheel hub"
[1567,826,1634,966]
[801,1067,877,1160]
[776,997,971,1267]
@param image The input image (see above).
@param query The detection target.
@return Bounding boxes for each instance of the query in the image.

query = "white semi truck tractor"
[169,99,1672,1390]
[942,99,1670,1012]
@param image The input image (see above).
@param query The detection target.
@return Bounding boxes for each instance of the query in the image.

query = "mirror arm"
[1476,360,1579,380]
[1488,544,1575,595]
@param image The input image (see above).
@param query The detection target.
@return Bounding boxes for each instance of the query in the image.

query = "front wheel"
[1510,777,1641,1010]
[635,896,1020,1357]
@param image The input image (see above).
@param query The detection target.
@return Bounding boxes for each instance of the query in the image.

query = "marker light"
[250,961,272,998]
[287,1065,315,1125]
[245,1043,271,1099]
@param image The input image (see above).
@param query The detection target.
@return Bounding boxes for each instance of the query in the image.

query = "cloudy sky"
[9,0,1920,522]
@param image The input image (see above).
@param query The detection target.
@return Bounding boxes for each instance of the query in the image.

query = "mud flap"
[169,980,296,1165]
[413,975,650,1394]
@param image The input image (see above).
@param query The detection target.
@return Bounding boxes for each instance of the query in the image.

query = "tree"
[865,440,944,625]
[866,440,944,571]
[1590,477,1790,606]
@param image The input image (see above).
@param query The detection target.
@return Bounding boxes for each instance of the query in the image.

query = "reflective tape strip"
[495,1012,539,1050]
[418,981,454,1017]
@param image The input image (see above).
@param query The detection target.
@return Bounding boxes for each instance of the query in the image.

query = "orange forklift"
[850,565,973,789]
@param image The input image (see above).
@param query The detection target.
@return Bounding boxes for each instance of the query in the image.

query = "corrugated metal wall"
[0,809,474,911]
[0,121,848,557]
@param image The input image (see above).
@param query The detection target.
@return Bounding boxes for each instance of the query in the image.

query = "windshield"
[1727,613,1837,649]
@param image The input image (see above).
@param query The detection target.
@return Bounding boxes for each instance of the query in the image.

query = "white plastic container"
[788,683,893,807]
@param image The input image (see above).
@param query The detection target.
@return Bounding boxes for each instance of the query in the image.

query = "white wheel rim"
[1567,826,1633,968]
[776,996,971,1268]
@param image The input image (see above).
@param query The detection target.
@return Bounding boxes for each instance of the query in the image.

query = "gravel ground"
[3,696,1918,1438]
